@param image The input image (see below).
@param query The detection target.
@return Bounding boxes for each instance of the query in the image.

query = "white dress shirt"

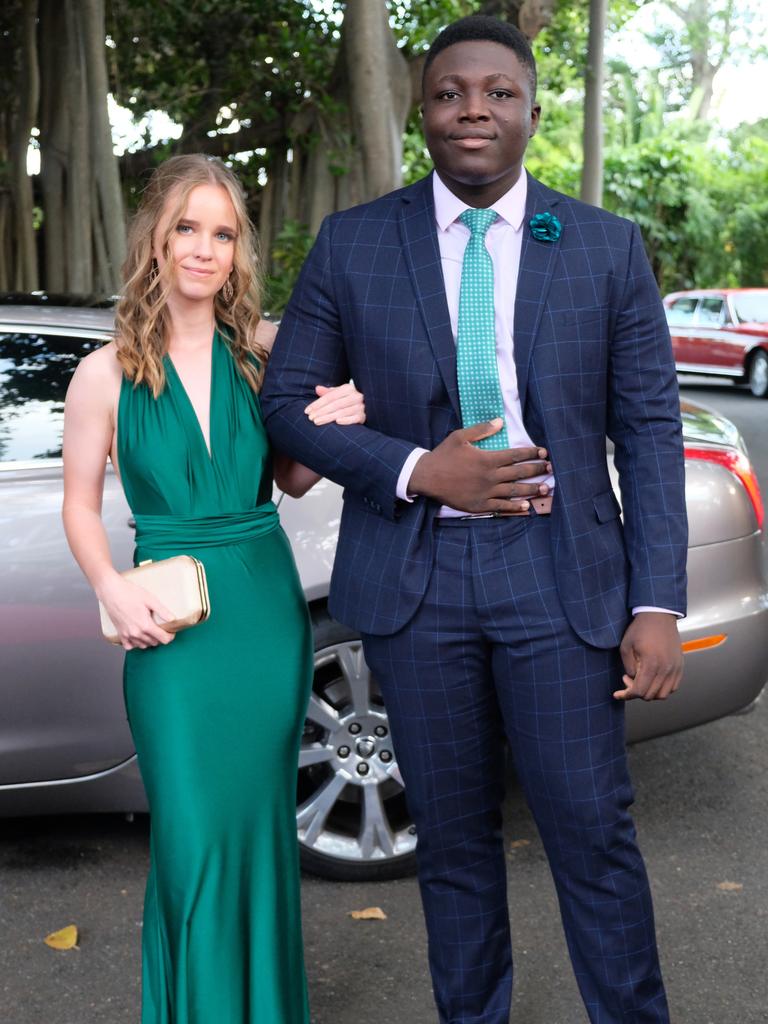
[395,170,676,617]
[396,169,554,511]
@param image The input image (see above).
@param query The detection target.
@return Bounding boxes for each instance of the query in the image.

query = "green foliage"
[524,0,768,294]
[604,110,768,291]
[104,0,768,299]
[603,134,711,292]
[402,112,432,186]
[107,0,334,130]
[700,133,768,287]
[263,219,315,316]
[389,0,477,53]
[730,202,768,287]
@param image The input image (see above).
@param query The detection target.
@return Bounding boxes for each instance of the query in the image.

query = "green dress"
[118,330,312,1024]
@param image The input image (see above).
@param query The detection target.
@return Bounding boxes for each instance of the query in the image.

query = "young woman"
[62,154,364,1023]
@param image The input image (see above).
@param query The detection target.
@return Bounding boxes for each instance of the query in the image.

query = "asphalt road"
[1,378,766,1024]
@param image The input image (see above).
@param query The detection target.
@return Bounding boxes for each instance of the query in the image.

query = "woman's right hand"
[97,573,176,651]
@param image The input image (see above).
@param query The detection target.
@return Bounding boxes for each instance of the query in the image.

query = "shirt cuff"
[396,448,430,502]
[632,606,683,618]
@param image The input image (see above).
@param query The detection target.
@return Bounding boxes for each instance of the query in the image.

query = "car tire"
[748,350,768,398]
[297,606,418,881]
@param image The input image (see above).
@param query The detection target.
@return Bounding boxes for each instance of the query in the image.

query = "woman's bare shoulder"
[254,317,278,353]
[68,341,122,403]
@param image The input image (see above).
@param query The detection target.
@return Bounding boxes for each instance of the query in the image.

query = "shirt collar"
[432,169,528,233]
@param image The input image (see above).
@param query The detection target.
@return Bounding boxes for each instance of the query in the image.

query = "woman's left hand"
[304,383,366,426]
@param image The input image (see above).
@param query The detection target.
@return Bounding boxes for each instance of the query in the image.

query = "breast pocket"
[558,306,605,328]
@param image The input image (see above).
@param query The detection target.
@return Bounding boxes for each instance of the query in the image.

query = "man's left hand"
[614,612,683,701]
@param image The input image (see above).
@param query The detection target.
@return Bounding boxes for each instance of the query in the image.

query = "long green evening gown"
[117,329,312,1024]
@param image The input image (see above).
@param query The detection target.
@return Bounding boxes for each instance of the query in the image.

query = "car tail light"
[684,446,765,531]
[681,634,727,653]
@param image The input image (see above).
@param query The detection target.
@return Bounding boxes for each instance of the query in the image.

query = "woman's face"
[153,183,238,304]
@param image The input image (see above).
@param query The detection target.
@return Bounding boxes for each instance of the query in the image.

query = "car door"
[665,295,700,366]
[0,326,137,786]
[689,295,742,371]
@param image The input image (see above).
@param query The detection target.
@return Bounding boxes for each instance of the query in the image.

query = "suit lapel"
[514,174,563,409]
[398,175,462,421]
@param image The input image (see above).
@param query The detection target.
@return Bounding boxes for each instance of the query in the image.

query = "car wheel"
[297,606,418,881]
[748,350,768,398]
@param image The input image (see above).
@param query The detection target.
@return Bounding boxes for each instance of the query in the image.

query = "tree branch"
[119,118,286,178]
[664,0,688,22]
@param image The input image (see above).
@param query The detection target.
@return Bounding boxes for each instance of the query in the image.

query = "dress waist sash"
[133,503,280,554]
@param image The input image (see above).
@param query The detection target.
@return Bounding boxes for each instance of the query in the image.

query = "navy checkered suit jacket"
[260,172,688,647]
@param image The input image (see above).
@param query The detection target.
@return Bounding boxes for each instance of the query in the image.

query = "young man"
[261,15,686,1023]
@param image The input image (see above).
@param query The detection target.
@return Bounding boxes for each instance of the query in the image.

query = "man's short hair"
[422,15,537,98]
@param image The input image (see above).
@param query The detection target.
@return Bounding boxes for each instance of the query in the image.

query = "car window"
[0,331,103,462]
[731,290,768,325]
[698,297,725,326]
[666,297,699,326]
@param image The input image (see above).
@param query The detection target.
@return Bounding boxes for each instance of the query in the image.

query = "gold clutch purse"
[99,555,211,645]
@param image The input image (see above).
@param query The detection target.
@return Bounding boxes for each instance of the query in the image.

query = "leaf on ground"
[44,924,79,950]
[348,906,387,920]
[509,839,531,850]
[716,881,743,892]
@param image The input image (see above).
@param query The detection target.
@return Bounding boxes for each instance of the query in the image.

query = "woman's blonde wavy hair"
[115,154,268,397]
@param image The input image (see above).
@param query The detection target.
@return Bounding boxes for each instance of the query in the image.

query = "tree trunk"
[82,0,126,292]
[64,0,93,292]
[516,0,557,39]
[9,0,39,291]
[662,0,733,121]
[258,171,275,267]
[580,0,606,207]
[302,132,342,236]
[35,0,125,294]
[0,200,10,292]
[92,177,111,292]
[39,0,68,293]
[689,62,717,120]
[343,0,411,202]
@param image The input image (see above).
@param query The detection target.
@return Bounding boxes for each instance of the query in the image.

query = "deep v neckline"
[164,331,217,461]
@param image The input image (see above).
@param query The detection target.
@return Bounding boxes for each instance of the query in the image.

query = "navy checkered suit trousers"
[261,173,686,1022]
[363,515,668,1023]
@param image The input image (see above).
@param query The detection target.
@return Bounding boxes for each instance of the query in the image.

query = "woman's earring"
[222,277,234,302]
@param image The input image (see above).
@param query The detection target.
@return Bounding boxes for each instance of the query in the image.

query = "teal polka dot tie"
[457,208,509,450]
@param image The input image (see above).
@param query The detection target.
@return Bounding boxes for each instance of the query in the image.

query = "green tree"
[111,0,559,269]
[647,0,766,120]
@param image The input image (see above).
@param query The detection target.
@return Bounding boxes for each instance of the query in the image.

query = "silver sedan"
[1,304,766,881]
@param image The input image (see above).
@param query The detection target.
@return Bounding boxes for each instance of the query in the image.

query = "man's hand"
[408,418,551,514]
[615,612,683,701]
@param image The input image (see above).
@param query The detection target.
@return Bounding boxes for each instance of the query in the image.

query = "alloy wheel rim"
[751,354,768,396]
[297,640,417,863]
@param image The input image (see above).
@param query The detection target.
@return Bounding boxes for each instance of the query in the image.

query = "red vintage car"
[663,288,768,398]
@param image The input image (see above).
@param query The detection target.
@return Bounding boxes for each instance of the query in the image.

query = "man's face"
[421,40,540,207]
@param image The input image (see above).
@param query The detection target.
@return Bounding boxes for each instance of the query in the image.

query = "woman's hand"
[304,383,366,426]
[275,383,366,497]
[97,573,177,651]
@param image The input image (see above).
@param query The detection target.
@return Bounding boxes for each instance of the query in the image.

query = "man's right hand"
[408,418,552,514]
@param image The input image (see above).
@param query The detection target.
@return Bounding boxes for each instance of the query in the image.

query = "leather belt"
[436,494,553,524]
[506,494,553,517]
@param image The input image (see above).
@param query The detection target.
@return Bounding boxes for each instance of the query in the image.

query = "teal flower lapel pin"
[529,212,562,242]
